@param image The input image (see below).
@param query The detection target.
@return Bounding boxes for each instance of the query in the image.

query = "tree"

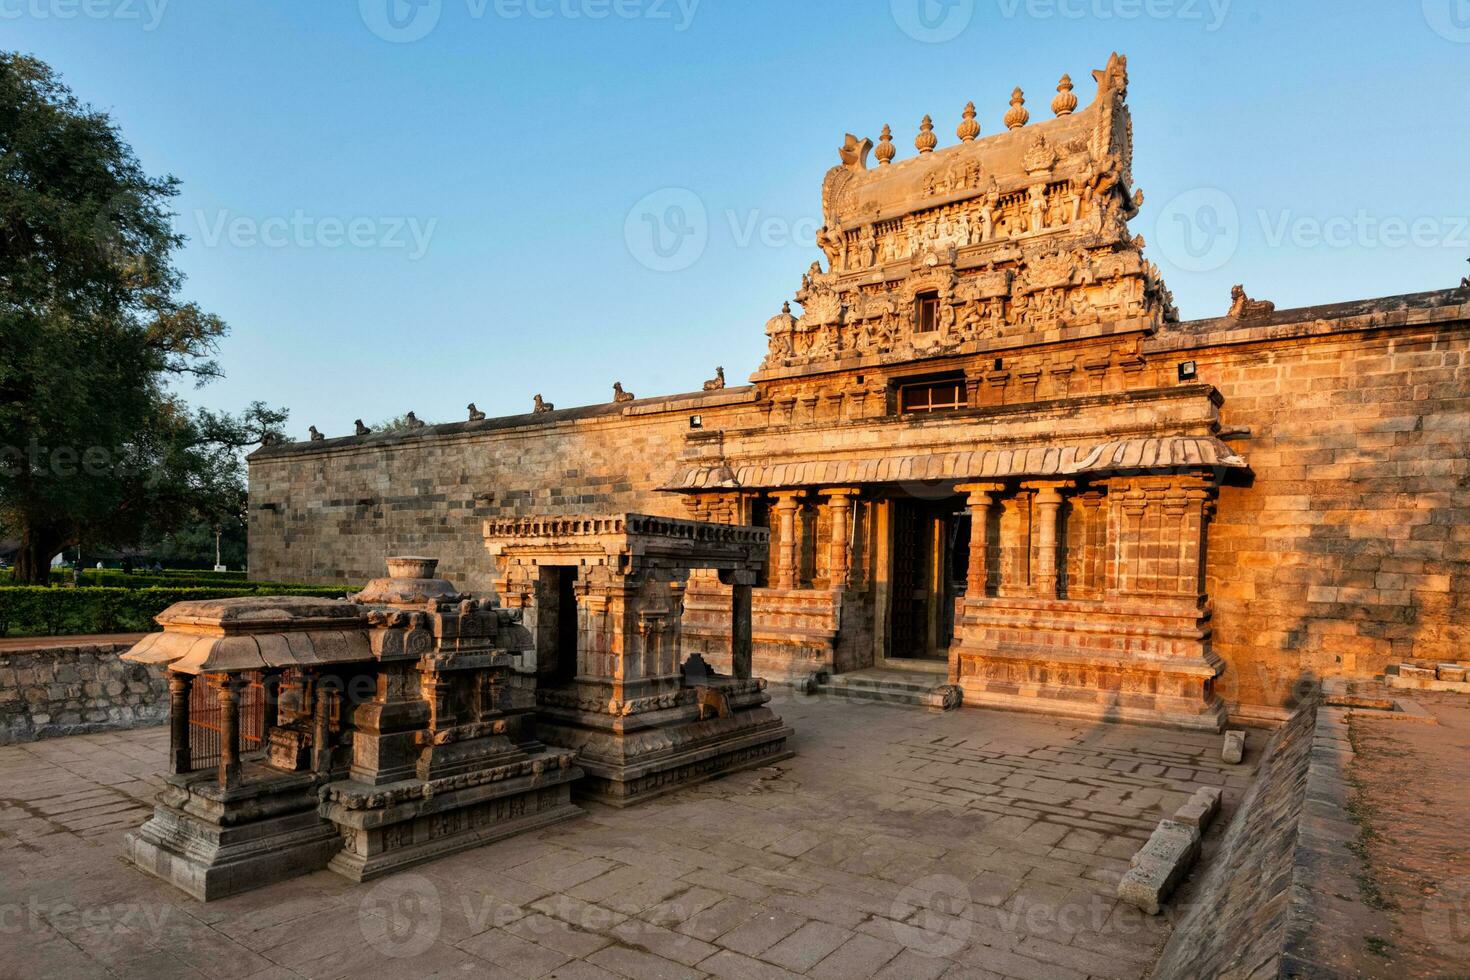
[0,53,286,583]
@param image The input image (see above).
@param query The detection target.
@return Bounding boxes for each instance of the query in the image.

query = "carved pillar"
[168,672,192,775]
[217,675,246,790]
[822,488,860,589]
[956,483,1003,597]
[1026,482,1067,598]
[771,491,803,590]
[311,680,335,776]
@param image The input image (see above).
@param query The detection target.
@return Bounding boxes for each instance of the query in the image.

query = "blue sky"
[7,0,1468,435]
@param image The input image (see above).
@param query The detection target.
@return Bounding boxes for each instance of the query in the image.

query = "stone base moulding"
[535,680,794,807]
[322,760,583,882]
[123,771,342,903]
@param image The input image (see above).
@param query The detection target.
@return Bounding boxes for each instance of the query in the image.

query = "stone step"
[823,671,962,711]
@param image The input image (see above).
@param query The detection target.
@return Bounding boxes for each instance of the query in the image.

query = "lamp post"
[213,524,225,573]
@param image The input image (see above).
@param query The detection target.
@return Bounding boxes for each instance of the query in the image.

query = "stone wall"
[0,642,167,744]
[248,389,766,594]
[1149,306,1470,712]
[1151,699,1387,978]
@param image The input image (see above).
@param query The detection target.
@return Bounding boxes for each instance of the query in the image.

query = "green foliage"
[0,585,355,637]
[0,568,332,591]
[0,52,287,582]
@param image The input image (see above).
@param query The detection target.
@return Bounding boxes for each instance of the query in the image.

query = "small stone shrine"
[483,514,793,806]
[120,557,582,901]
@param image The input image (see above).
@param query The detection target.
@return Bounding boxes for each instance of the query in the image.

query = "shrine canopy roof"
[482,513,770,576]
[663,435,1246,494]
[123,596,372,676]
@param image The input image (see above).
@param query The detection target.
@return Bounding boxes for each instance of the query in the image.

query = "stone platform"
[0,695,1263,979]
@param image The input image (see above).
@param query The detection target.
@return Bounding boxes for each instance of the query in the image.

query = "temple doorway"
[537,566,580,686]
[885,496,969,662]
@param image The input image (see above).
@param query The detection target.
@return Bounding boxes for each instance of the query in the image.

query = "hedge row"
[0,586,356,638]
[1,569,323,592]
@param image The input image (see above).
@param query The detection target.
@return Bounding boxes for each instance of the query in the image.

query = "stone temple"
[247,52,1469,733]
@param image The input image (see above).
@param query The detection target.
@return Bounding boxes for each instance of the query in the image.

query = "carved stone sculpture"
[309,426,324,442]
[613,382,635,403]
[405,411,426,429]
[467,403,486,421]
[1228,285,1276,321]
[533,394,554,413]
[354,419,370,436]
[703,367,726,391]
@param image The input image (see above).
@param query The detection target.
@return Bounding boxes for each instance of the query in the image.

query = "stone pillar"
[1027,482,1067,598]
[822,488,860,589]
[956,483,1003,597]
[168,672,192,775]
[731,581,753,680]
[217,675,245,790]
[312,682,335,776]
[771,491,803,590]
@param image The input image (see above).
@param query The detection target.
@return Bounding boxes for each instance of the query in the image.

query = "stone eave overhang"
[662,383,1244,493]
[663,436,1244,494]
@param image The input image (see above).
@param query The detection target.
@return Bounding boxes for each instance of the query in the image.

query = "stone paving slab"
[0,695,1257,979]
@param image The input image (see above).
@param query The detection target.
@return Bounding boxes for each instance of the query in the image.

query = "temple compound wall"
[249,54,1470,721]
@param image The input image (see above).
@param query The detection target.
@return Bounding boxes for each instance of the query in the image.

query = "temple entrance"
[536,566,580,686]
[886,496,969,662]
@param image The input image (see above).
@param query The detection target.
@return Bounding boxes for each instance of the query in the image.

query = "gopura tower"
[672,53,1244,729]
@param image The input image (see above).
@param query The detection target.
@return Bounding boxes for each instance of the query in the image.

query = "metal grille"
[187,673,265,773]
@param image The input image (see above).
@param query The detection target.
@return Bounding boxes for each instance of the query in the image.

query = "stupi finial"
[915,115,937,154]
[1005,88,1029,130]
[1052,75,1078,117]
[957,101,980,142]
[875,124,895,165]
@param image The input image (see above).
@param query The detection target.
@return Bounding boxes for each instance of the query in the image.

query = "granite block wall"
[0,642,167,744]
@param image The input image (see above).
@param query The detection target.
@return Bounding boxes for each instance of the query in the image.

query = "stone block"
[1397,664,1436,680]
[1118,820,1201,915]
[1172,786,1223,830]
[1436,664,1467,683]
[1222,729,1246,764]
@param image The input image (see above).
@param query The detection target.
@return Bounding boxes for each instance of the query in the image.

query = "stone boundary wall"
[247,389,766,594]
[1151,698,1387,978]
[0,642,167,744]
[1162,309,1470,712]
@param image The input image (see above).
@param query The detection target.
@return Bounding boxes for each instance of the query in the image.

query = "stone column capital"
[820,487,861,502]
[955,481,1005,499]
[1022,480,1069,504]
[769,490,806,508]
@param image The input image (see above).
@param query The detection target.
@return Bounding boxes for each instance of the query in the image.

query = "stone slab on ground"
[0,693,1257,978]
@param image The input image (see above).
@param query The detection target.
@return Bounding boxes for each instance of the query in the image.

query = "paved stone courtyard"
[0,694,1256,980]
